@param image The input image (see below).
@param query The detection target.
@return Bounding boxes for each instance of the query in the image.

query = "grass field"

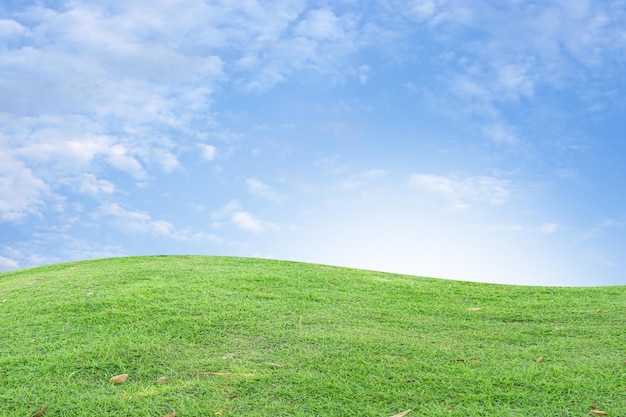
[0,255,624,416]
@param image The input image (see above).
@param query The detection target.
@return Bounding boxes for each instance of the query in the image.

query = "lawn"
[0,256,624,416]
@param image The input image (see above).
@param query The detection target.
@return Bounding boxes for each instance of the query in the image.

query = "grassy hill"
[0,256,624,416]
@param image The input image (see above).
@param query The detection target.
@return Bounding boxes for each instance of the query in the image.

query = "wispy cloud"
[578,215,626,241]
[72,173,115,196]
[294,8,347,40]
[408,173,511,210]
[0,0,374,227]
[482,122,518,145]
[0,234,129,272]
[537,222,559,235]
[0,152,49,221]
[212,200,279,233]
[198,144,217,161]
[235,6,362,90]
[1,0,624,286]
[0,1,229,223]
[3,0,576,225]
[474,221,560,235]
[98,203,174,236]
[231,211,267,233]
[396,1,626,153]
[340,169,387,189]
[246,179,286,202]
[0,255,20,272]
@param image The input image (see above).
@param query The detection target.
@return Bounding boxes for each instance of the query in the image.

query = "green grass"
[0,256,624,416]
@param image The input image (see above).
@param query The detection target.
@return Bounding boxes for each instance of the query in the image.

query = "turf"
[0,255,624,416]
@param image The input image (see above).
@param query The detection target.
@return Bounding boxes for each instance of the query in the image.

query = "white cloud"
[99,203,174,235]
[198,144,217,161]
[495,63,534,100]
[0,19,26,38]
[0,255,20,272]
[0,152,49,221]
[212,199,279,233]
[555,168,577,179]
[9,119,148,178]
[450,75,492,105]
[0,234,131,271]
[0,0,623,287]
[398,0,626,153]
[105,144,145,178]
[246,178,286,202]
[0,0,376,213]
[475,221,560,235]
[149,148,180,173]
[94,203,224,245]
[14,128,112,167]
[0,0,229,197]
[74,173,115,195]
[578,215,626,241]
[408,0,439,20]
[232,4,363,91]
[341,169,387,189]
[537,222,559,234]
[482,122,518,145]
[357,64,371,84]
[600,217,626,228]
[294,9,345,40]
[231,211,266,233]
[408,173,511,209]
[449,63,533,109]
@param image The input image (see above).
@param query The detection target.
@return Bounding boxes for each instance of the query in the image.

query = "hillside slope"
[0,256,624,416]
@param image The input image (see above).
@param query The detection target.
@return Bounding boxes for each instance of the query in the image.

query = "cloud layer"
[1,1,625,285]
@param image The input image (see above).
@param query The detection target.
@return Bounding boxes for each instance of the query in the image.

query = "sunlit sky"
[1,0,625,286]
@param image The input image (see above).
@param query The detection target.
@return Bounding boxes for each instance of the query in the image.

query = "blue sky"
[1,0,625,286]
